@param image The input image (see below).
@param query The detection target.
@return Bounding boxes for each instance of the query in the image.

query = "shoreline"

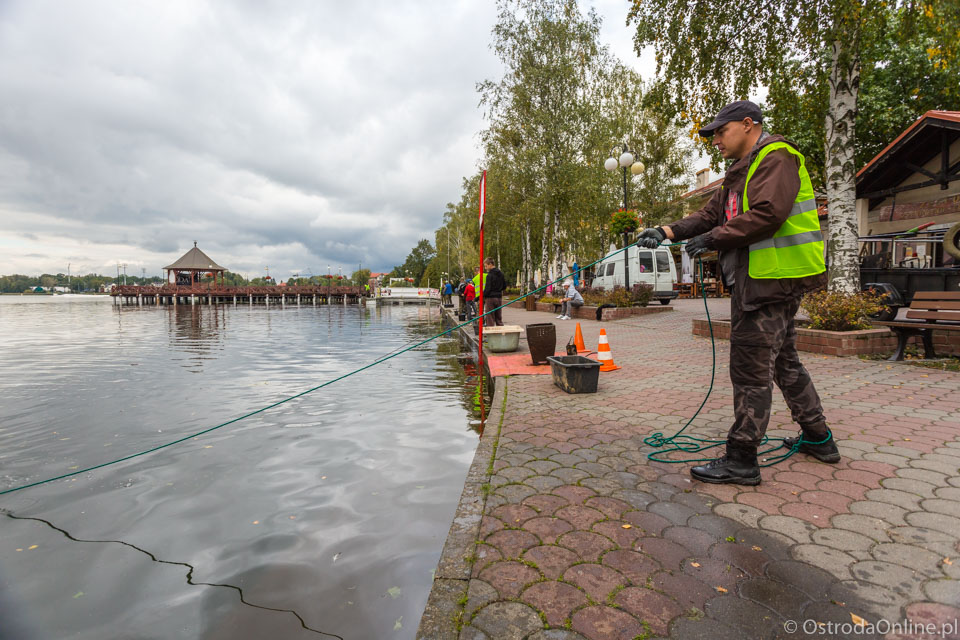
[417,307,504,639]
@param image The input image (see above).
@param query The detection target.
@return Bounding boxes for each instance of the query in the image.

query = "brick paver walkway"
[420,299,960,640]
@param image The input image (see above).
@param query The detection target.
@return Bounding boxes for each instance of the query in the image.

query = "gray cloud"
[0,0,654,278]
[0,0,499,277]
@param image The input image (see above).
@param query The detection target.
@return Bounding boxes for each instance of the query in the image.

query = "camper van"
[590,245,679,304]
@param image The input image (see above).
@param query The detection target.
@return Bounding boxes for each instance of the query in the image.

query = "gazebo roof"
[163,242,226,271]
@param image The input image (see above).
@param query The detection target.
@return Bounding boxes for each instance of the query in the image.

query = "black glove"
[637,227,666,249]
[684,232,716,258]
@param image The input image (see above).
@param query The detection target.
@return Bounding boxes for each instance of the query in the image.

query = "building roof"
[679,177,723,200]
[163,242,226,271]
[856,110,960,205]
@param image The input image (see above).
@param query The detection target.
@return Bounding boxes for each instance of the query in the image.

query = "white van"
[589,244,679,304]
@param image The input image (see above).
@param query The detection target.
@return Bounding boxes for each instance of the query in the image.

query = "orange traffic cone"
[596,328,620,371]
[574,322,588,353]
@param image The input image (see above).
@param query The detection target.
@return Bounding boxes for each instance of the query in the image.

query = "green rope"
[642,250,831,466]
[0,238,824,498]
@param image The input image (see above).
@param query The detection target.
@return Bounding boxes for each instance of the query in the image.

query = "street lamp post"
[604,144,645,291]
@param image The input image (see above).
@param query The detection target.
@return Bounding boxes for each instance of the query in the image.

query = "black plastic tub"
[547,355,601,394]
[526,322,556,365]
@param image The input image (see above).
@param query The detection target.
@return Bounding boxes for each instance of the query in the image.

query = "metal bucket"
[525,322,556,365]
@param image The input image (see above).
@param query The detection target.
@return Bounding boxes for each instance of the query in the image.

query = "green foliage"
[610,210,639,236]
[351,268,371,287]
[220,271,249,286]
[800,290,885,331]
[0,272,142,293]
[581,284,652,307]
[392,239,435,286]
[395,0,692,297]
[766,7,960,189]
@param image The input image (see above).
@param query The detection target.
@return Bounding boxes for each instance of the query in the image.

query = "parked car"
[590,245,679,304]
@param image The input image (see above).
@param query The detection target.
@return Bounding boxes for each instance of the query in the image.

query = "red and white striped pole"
[478,170,486,425]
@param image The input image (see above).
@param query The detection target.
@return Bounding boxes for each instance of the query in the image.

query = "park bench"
[872,291,960,361]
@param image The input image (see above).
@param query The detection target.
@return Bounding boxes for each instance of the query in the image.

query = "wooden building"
[164,242,227,286]
[856,110,960,267]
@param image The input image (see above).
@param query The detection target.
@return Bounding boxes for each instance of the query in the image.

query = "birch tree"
[628,0,959,293]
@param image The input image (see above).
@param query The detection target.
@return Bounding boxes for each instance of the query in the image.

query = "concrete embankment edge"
[416,313,502,640]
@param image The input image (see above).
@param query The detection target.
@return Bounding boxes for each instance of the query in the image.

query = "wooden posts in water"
[110,285,365,308]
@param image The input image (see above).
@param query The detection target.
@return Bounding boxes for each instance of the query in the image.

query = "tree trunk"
[455,226,466,279]
[552,207,561,283]
[523,224,532,292]
[540,208,550,287]
[824,38,861,294]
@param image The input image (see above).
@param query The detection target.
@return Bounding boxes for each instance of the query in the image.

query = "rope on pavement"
[642,253,830,466]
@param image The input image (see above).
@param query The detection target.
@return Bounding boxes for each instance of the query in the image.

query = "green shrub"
[539,295,560,304]
[800,290,885,331]
[579,284,652,307]
[630,283,654,307]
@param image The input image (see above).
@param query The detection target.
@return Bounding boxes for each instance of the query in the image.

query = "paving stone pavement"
[421,299,960,640]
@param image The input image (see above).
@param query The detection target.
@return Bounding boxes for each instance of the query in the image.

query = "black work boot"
[690,444,761,486]
[783,430,841,463]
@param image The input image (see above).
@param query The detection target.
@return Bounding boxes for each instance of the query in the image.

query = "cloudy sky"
[0,0,662,279]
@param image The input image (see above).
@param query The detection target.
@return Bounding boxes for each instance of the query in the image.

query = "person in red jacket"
[464,278,477,320]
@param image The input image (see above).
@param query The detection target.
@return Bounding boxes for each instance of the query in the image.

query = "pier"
[109,241,366,306]
[110,284,365,306]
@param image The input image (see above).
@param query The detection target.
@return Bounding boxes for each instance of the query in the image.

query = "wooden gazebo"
[164,242,227,287]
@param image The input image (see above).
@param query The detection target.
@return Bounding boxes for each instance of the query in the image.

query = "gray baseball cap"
[698,100,763,137]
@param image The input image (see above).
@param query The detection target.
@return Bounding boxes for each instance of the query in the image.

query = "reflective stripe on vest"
[744,142,826,279]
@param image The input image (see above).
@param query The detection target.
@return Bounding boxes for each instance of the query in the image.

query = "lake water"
[0,295,483,640]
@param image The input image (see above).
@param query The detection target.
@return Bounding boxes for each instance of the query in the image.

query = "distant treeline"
[1,272,232,293]
[0,269,372,293]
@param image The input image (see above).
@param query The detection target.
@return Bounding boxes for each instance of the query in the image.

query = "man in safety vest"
[638,100,837,486]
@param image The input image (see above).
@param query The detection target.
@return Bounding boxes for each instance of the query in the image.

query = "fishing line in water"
[0,510,343,639]
[0,239,810,498]
[0,245,626,497]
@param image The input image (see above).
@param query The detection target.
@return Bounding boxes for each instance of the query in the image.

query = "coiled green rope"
[643,252,831,466]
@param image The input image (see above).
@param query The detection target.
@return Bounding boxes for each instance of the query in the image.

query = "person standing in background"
[482,257,506,327]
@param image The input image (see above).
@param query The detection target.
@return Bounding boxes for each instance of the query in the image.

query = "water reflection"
[166,305,228,373]
[0,298,482,639]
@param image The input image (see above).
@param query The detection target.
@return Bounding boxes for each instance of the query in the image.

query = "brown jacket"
[668,134,826,311]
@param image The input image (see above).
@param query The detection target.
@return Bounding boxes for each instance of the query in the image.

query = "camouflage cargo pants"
[728,289,828,449]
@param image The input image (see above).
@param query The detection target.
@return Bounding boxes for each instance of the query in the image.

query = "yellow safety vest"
[743,142,826,279]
